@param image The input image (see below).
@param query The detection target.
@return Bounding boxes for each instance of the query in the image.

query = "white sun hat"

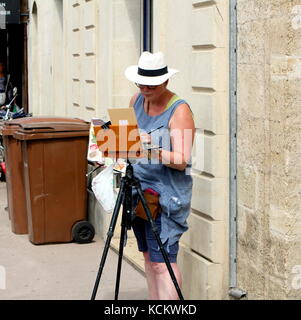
[125,51,179,86]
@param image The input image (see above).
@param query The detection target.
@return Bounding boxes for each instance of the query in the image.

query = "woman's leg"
[149,262,182,300]
[143,252,159,300]
[131,218,156,298]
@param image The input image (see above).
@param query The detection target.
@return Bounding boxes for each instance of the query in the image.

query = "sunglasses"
[135,83,159,90]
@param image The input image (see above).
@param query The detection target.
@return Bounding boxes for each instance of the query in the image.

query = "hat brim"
[125,65,179,86]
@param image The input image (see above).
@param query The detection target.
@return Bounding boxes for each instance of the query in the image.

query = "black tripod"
[91,160,184,300]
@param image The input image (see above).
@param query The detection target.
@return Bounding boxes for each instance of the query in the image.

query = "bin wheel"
[0,171,5,182]
[72,221,95,244]
[0,168,5,182]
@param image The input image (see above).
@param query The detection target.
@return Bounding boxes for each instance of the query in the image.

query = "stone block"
[189,91,228,134]
[71,29,81,56]
[237,0,271,24]
[266,275,289,300]
[113,0,141,41]
[236,254,266,300]
[191,173,228,221]
[237,19,266,65]
[112,41,140,98]
[269,78,301,125]
[191,49,228,91]
[72,79,80,106]
[269,0,298,19]
[83,55,96,82]
[71,56,81,79]
[191,130,205,172]
[178,243,223,299]
[268,233,290,281]
[181,212,225,263]
[237,205,264,269]
[191,5,225,48]
[83,0,96,28]
[237,64,265,119]
[84,28,96,55]
[237,115,266,155]
[191,132,228,178]
[205,134,228,177]
[83,81,96,111]
[270,54,301,81]
[269,173,301,217]
[71,2,81,31]
[237,164,265,212]
[270,120,301,155]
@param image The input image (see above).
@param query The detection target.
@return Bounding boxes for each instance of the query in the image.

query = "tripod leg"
[114,178,132,300]
[114,213,127,300]
[90,180,125,300]
[136,187,184,300]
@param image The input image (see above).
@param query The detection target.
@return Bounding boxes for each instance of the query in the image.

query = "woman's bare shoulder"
[169,102,195,130]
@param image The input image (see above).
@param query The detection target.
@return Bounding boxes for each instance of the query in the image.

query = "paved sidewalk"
[0,181,148,300]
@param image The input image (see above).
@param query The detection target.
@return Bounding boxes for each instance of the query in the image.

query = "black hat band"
[138,66,168,77]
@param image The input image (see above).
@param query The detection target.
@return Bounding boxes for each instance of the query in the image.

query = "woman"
[125,52,195,300]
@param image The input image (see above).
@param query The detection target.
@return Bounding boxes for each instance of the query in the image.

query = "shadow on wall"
[54,0,63,31]
[123,0,142,54]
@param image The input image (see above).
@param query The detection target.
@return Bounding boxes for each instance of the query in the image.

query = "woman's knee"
[149,262,168,275]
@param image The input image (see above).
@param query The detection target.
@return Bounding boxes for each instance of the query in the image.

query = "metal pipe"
[229,0,247,299]
[142,0,153,52]
[229,287,247,299]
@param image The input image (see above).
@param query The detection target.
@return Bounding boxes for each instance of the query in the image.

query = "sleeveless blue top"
[133,94,193,250]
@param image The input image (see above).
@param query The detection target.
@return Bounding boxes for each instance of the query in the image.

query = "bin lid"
[2,116,90,137]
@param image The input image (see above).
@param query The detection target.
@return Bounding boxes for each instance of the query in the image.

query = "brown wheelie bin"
[13,117,95,244]
[0,117,47,234]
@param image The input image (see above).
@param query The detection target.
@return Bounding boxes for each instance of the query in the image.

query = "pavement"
[0,181,148,300]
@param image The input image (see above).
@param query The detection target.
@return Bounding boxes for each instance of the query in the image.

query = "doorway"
[0,3,28,112]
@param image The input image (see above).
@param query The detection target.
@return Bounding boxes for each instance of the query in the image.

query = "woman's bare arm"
[159,103,195,171]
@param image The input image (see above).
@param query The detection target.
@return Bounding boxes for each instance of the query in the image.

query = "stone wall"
[237,0,301,299]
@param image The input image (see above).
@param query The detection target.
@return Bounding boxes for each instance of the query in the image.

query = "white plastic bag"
[92,164,117,213]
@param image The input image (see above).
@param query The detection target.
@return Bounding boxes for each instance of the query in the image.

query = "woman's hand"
[140,131,152,160]
[140,131,151,145]
[139,131,163,161]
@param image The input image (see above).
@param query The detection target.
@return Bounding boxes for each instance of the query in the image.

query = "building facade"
[24,0,301,300]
